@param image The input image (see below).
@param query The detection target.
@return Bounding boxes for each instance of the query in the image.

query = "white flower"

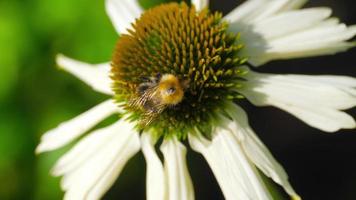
[36,0,356,200]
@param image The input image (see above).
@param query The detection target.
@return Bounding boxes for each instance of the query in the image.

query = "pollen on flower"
[111,2,246,139]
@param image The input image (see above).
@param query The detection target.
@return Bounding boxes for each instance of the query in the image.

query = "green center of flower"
[111,2,246,139]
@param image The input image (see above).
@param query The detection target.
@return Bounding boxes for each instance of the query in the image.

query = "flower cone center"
[111,2,246,139]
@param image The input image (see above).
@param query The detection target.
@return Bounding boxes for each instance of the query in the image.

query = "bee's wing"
[130,86,157,108]
[141,103,166,126]
[140,95,167,126]
[131,86,168,126]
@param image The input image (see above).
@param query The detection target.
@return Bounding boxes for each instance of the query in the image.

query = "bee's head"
[159,74,185,105]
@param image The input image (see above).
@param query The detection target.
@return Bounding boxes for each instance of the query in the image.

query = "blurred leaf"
[0,113,28,169]
[0,1,31,101]
[0,105,36,199]
[0,111,29,199]
[34,152,65,200]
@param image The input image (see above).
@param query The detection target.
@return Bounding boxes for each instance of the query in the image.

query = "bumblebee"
[131,73,188,125]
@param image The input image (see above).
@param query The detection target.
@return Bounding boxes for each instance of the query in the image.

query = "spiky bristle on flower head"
[111,2,246,139]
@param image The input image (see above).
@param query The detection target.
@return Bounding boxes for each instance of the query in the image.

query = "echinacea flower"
[36,0,356,199]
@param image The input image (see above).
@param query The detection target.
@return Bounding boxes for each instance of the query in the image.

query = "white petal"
[56,54,114,95]
[226,1,356,66]
[260,25,356,63]
[190,129,272,200]
[161,137,195,200]
[224,103,300,199]
[51,120,120,177]
[224,0,262,23]
[224,0,307,24]
[239,69,356,132]
[106,0,143,34]
[36,100,120,153]
[252,8,332,40]
[269,23,354,46]
[256,43,355,66]
[57,119,140,200]
[141,132,165,200]
[277,0,307,12]
[247,0,299,22]
[191,0,209,12]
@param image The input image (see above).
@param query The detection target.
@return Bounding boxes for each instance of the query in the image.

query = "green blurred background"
[0,0,355,199]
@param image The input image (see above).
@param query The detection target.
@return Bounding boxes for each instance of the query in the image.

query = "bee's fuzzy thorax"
[110,2,246,139]
[158,74,184,105]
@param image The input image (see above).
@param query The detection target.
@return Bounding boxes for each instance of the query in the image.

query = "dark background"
[0,0,355,199]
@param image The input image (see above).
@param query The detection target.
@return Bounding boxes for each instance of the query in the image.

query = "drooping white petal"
[191,0,209,12]
[36,100,120,153]
[106,0,143,34]
[161,137,195,200]
[83,128,139,199]
[51,120,120,177]
[224,103,300,199]
[55,119,140,200]
[56,54,114,95]
[141,132,165,200]
[189,129,272,200]
[226,1,356,66]
[239,69,356,132]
